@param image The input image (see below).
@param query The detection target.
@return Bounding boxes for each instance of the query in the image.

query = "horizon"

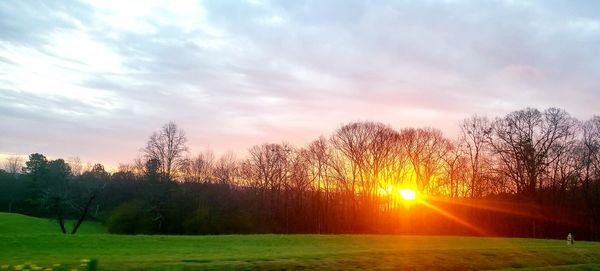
[0,106,596,171]
[2,0,600,167]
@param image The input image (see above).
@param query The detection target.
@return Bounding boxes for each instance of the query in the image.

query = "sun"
[398,189,417,201]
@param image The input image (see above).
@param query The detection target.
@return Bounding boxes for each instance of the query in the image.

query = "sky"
[1,0,600,167]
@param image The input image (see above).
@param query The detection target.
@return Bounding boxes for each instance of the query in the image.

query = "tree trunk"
[57,214,66,234]
[53,197,66,234]
[71,194,96,234]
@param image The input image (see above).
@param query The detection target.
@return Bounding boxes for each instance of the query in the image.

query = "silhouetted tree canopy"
[2,114,600,239]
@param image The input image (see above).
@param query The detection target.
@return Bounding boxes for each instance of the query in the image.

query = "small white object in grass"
[567,233,573,245]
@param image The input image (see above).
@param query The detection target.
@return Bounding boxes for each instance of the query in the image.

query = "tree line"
[1,107,600,239]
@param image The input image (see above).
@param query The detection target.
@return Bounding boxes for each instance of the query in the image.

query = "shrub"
[183,208,211,234]
[106,200,153,234]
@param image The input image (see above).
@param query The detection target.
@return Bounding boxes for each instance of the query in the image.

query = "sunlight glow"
[420,200,489,236]
[398,189,417,201]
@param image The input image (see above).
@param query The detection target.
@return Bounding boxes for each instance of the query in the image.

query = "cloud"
[1,0,600,166]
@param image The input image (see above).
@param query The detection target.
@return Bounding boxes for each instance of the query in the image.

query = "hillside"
[0,212,105,234]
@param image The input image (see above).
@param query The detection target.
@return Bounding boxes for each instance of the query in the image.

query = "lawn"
[0,212,105,235]
[1,213,600,270]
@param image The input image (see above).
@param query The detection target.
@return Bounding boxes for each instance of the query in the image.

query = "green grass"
[1,213,600,270]
[0,212,105,234]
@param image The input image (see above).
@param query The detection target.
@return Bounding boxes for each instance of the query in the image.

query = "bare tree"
[460,115,492,197]
[330,122,403,197]
[3,155,23,176]
[543,130,580,204]
[305,137,332,232]
[306,137,331,193]
[582,116,600,182]
[581,116,600,238]
[440,142,469,197]
[132,156,149,176]
[247,143,294,194]
[245,142,296,232]
[402,128,451,193]
[489,108,578,196]
[328,122,407,231]
[143,122,189,180]
[183,150,215,183]
[489,108,578,237]
[214,151,238,184]
[67,157,84,176]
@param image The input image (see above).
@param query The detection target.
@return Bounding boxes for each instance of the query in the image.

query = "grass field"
[0,213,105,235]
[1,213,600,270]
